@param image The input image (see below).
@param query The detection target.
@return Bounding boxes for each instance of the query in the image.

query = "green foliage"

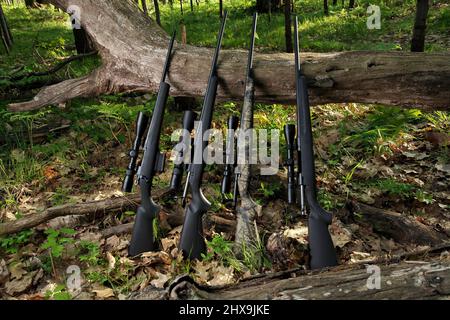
[203,233,271,273]
[375,179,415,198]
[40,228,76,259]
[152,0,448,52]
[318,190,334,211]
[85,254,139,295]
[45,284,72,300]
[78,241,101,266]
[414,190,435,205]
[203,234,243,271]
[49,187,72,206]
[339,106,423,156]
[423,111,449,133]
[257,182,281,199]
[0,230,34,254]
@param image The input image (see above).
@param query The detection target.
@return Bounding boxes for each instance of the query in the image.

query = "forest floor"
[0,1,449,300]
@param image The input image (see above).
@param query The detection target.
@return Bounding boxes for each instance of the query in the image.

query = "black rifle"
[287,16,338,269]
[179,11,228,259]
[128,31,177,256]
[169,110,197,192]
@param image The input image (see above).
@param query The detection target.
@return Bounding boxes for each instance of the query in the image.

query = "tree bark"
[130,258,450,300]
[153,0,161,26]
[0,3,12,53]
[7,0,450,113]
[141,0,148,15]
[324,0,329,16]
[411,0,429,52]
[72,27,95,54]
[350,201,447,246]
[284,0,292,53]
[255,0,281,13]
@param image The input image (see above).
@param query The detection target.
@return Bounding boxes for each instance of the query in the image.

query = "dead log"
[7,0,450,113]
[0,192,144,237]
[350,201,447,246]
[131,258,450,300]
[0,189,236,237]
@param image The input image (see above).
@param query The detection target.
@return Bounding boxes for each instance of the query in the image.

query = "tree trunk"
[219,0,223,18]
[0,3,12,53]
[324,0,329,15]
[349,0,355,9]
[72,27,95,54]
[130,258,450,300]
[350,201,447,246]
[7,0,450,113]
[411,0,429,52]
[153,0,161,26]
[284,0,292,53]
[141,0,148,15]
[255,0,281,13]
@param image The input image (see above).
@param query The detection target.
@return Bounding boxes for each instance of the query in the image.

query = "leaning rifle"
[127,31,177,256]
[179,11,228,260]
[233,13,262,250]
[287,16,338,269]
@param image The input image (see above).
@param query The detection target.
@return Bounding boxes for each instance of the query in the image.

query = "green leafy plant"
[414,190,435,205]
[0,230,34,254]
[258,182,281,199]
[45,284,72,300]
[376,179,415,199]
[40,228,76,259]
[203,234,243,272]
[78,241,101,266]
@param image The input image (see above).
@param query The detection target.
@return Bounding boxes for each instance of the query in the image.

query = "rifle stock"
[179,13,228,260]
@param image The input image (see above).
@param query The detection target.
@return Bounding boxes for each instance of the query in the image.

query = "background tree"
[284,0,292,52]
[141,0,148,15]
[154,0,161,26]
[256,0,281,13]
[324,0,329,15]
[411,0,430,52]
[0,3,13,54]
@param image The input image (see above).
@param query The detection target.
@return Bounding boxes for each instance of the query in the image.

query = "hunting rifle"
[220,13,261,250]
[233,13,262,250]
[179,11,228,259]
[284,17,338,269]
[125,31,176,256]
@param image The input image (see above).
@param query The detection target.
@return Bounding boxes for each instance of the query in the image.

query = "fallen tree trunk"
[131,258,450,300]
[7,0,450,112]
[0,189,236,237]
[350,201,447,246]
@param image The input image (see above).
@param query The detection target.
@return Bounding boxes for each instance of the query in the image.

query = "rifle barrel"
[161,31,177,83]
